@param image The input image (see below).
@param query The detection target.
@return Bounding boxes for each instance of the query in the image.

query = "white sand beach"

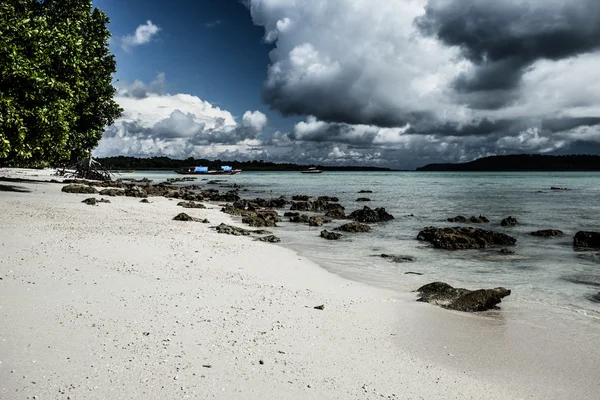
[1,169,599,400]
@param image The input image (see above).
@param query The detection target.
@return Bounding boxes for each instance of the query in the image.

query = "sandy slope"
[0,171,597,399]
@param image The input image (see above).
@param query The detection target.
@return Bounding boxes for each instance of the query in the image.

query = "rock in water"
[380,254,416,263]
[356,197,371,202]
[416,282,511,312]
[501,216,519,227]
[291,195,311,201]
[177,201,206,209]
[573,231,600,249]
[349,206,394,223]
[358,190,373,193]
[255,235,281,243]
[325,208,346,219]
[500,248,515,254]
[335,222,371,233]
[318,196,339,202]
[290,214,310,223]
[213,223,269,236]
[417,226,516,250]
[308,216,331,227]
[320,230,342,240]
[447,215,489,223]
[62,184,98,194]
[531,229,565,238]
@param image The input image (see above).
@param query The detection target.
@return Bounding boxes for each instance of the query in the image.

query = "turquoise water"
[119,170,600,329]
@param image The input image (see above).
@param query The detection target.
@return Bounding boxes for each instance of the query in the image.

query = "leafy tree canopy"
[0,0,122,166]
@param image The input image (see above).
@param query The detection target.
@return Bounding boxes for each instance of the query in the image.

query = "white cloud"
[242,110,268,132]
[121,20,161,51]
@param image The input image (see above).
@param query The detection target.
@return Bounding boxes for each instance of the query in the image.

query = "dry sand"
[1,169,599,399]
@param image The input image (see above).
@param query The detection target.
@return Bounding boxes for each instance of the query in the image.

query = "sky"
[93,0,600,169]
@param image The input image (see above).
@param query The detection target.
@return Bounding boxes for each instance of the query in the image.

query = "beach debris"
[325,208,346,219]
[417,226,517,250]
[415,282,511,312]
[349,206,394,223]
[99,188,124,196]
[140,199,150,203]
[177,201,206,209]
[335,222,371,233]
[61,184,98,194]
[531,229,565,238]
[292,195,311,201]
[313,305,325,310]
[320,230,342,240]
[356,197,371,202]
[573,231,600,249]
[308,216,331,227]
[142,332,150,336]
[380,254,416,263]
[259,360,265,365]
[499,248,515,254]
[202,364,212,368]
[501,216,519,227]
[81,197,110,205]
[255,235,281,243]
[358,190,373,193]
[447,215,489,223]
[404,271,423,276]
[290,214,310,223]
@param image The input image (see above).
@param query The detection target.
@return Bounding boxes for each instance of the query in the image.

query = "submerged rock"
[325,208,346,219]
[320,230,342,240]
[356,197,371,202]
[255,235,281,243]
[177,201,206,209]
[290,201,311,211]
[500,248,516,254]
[501,216,519,227]
[62,184,98,194]
[349,206,394,223]
[308,216,331,227]
[284,211,299,217]
[290,214,310,223]
[358,190,373,193]
[417,226,517,250]
[531,229,565,238]
[380,254,416,263]
[416,282,511,312]
[292,195,311,201]
[573,231,600,249]
[447,215,489,223]
[318,196,339,202]
[335,222,371,233]
[550,187,569,191]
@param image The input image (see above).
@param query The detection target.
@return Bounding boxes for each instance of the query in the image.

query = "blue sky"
[95,0,600,168]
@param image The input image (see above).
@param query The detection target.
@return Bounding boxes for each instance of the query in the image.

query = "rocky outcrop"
[415,282,511,312]
[290,214,310,223]
[349,206,394,223]
[335,222,371,232]
[573,231,600,249]
[178,201,206,209]
[447,215,489,223]
[550,187,569,191]
[290,201,311,211]
[124,185,148,198]
[81,197,110,205]
[358,190,373,193]
[62,184,98,194]
[99,188,125,196]
[255,235,281,243]
[320,230,342,240]
[531,229,565,238]
[500,248,515,254]
[173,213,209,223]
[356,197,371,202]
[325,208,346,219]
[318,196,339,202]
[140,199,150,203]
[417,226,517,250]
[214,223,270,236]
[501,216,519,227]
[292,195,311,201]
[380,254,416,263]
[308,216,331,227]
[284,211,299,217]
[242,210,280,228]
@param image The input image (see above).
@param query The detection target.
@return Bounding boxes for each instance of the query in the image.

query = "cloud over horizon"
[121,20,161,51]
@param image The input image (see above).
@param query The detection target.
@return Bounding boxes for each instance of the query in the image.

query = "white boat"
[301,167,324,174]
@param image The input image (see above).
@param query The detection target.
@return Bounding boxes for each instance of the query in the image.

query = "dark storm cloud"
[417,0,600,102]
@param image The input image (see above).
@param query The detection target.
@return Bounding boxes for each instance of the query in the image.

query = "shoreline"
[1,168,599,399]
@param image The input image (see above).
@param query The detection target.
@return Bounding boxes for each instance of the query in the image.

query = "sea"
[119,170,600,332]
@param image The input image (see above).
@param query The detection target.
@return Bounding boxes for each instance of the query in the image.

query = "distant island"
[416,154,600,171]
[96,156,395,172]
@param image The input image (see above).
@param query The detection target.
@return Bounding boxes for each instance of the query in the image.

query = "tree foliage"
[0,0,122,166]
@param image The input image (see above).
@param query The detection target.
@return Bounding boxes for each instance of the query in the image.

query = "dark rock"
[574,231,600,249]
[335,222,371,233]
[550,187,569,191]
[166,177,197,183]
[99,188,125,196]
[284,212,299,217]
[349,206,394,223]
[314,305,325,310]
[404,271,423,276]
[207,180,227,184]
[325,203,345,211]
[447,215,489,223]
[531,229,565,238]
[173,213,199,222]
[358,190,373,193]
[591,292,600,303]
[380,254,416,263]
[325,208,346,219]
[124,185,148,198]
[290,214,310,223]
[318,196,339,202]
[255,235,281,243]
[292,195,311,201]
[308,216,331,227]
[62,184,98,194]
[417,226,517,250]
[178,201,206,209]
[501,216,519,227]
[356,197,371,202]
[320,230,342,240]
[214,223,270,236]
[242,210,280,228]
[82,198,97,205]
[416,282,511,312]
[290,201,311,211]
[221,203,250,216]
[140,199,150,203]
[500,248,515,254]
